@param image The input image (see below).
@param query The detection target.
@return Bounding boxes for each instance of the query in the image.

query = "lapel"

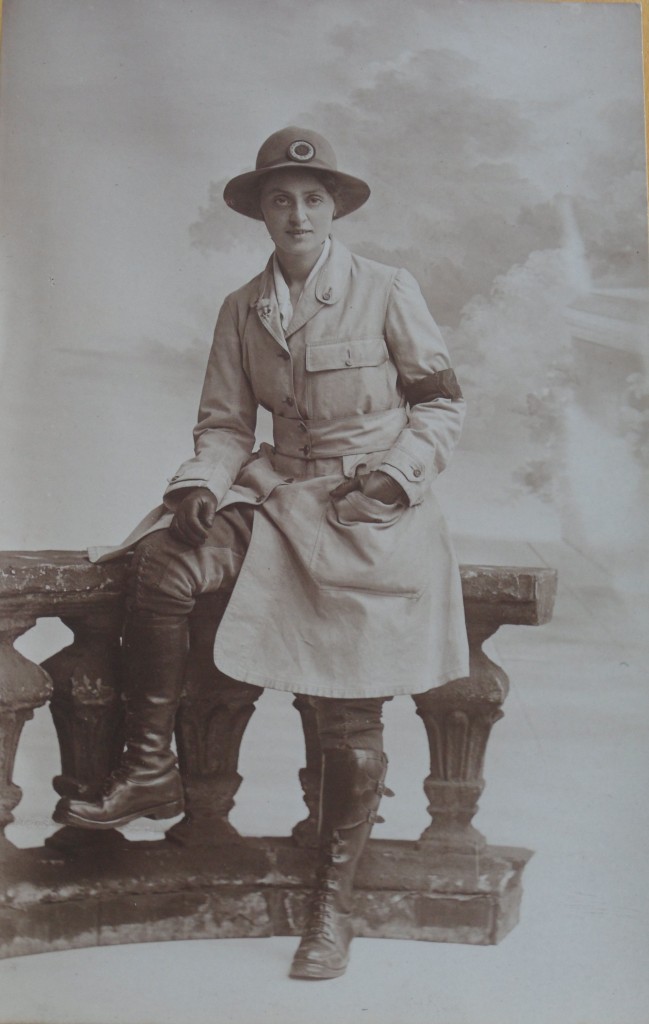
[285,237,352,338]
[249,256,288,352]
[249,238,353,347]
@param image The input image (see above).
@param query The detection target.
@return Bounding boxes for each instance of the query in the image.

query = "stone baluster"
[413,618,508,852]
[167,594,263,846]
[44,609,126,850]
[291,694,322,847]
[0,554,558,958]
[0,613,53,851]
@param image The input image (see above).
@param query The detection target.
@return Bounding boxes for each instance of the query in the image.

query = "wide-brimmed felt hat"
[223,126,371,220]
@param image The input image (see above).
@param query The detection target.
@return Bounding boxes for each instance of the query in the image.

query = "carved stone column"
[44,610,126,850]
[413,619,508,852]
[0,554,558,957]
[0,614,53,850]
[291,694,322,847]
[167,594,263,846]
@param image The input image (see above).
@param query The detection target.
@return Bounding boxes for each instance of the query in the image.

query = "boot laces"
[304,891,338,943]
[321,832,344,867]
[302,833,347,942]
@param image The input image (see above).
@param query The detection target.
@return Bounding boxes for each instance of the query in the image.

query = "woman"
[55,127,469,979]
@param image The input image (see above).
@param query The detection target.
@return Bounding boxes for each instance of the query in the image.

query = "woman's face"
[259,169,336,261]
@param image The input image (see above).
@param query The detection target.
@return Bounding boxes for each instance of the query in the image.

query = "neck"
[275,242,326,287]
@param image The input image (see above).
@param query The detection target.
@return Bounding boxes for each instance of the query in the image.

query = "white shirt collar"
[273,237,331,330]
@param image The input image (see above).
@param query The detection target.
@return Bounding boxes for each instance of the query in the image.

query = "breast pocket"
[305,337,396,418]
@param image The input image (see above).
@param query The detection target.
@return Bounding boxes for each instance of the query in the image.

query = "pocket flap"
[306,338,388,372]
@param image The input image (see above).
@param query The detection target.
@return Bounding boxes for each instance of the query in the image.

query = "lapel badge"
[256,299,272,319]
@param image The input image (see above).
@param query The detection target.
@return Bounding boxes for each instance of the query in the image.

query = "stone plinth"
[0,838,532,958]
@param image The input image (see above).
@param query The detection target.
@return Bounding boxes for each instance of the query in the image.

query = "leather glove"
[330,469,407,505]
[170,487,219,546]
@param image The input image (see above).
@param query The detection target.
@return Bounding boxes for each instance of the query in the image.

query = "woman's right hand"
[170,487,219,545]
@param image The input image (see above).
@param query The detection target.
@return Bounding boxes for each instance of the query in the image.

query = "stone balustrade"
[0,550,556,958]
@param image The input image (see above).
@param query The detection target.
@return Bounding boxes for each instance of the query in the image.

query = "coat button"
[301,445,310,456]
[413,468,422,478]
[283,396,294,406]
[278,351,290,360]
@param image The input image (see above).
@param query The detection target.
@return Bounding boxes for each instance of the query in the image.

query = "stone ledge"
[0,837,532,958]
[0,551,557,626]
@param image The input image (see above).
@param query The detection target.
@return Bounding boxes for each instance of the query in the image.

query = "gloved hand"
[330,469,407,505]
[170,487,219,545]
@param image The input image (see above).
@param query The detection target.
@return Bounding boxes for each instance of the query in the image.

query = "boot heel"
[145,800,184,820]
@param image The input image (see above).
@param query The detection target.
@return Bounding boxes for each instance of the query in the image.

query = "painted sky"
[1,0,643,359]
[0,0,645,550]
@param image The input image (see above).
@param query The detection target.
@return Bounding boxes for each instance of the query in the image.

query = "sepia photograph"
[0,1,647,1022]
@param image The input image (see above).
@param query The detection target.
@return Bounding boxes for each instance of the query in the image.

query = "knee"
[128,529,197,615]
[130,529,179,583]
[310,696,387,753]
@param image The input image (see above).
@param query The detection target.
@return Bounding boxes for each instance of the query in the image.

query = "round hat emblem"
[288,140,315,162]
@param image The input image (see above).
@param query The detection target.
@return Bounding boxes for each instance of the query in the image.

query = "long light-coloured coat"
[91,238,469,698]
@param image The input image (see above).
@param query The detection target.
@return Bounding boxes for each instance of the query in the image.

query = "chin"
[283,239,319,256]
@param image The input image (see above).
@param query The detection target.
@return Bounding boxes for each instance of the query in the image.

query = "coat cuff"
[163,462,232,509]
[378,447,432,506]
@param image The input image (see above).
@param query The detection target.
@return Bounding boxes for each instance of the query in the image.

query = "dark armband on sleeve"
[404,368,463,406]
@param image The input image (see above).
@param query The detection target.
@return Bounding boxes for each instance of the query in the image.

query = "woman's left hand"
[330,469,407,505]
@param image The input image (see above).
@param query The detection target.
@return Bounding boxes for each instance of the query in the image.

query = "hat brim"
[223,164,370,220]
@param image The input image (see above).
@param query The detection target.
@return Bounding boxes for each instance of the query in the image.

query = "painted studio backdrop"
[1,5,648,1023]
[0,0,646,592]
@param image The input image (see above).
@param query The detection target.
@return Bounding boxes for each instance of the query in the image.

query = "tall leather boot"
[290,748,392,980]
[53,613,188,829]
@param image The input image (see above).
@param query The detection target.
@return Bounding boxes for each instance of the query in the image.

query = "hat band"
[256,155,334,173]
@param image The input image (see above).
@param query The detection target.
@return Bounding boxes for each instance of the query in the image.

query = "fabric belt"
[272,407,408,459]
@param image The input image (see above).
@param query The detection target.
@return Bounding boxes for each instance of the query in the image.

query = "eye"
[306,194,324,206]
[273,195,290,207]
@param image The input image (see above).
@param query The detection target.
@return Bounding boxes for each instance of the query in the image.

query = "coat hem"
[212,655,469,698]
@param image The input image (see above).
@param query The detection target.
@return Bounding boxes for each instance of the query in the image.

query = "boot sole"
[289,960,349,980]
[53,800,184,830]
[145,800,185,820]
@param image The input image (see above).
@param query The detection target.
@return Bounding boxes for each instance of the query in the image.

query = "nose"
[289,200,309,225]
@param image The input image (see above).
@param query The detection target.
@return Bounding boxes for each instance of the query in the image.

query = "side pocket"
[309,493,425,596]
[333,489,404,526]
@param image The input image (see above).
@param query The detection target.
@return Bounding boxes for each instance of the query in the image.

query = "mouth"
[288,229,313,237]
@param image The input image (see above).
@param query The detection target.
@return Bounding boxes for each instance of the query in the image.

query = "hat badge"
[287,140,315,163]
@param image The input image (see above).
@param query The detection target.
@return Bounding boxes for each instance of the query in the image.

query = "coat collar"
[249,237,353,343]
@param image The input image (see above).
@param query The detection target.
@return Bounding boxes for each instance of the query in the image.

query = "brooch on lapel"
[256,299,272,320]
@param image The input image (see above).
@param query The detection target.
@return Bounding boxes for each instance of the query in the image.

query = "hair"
[310,171,343,202]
